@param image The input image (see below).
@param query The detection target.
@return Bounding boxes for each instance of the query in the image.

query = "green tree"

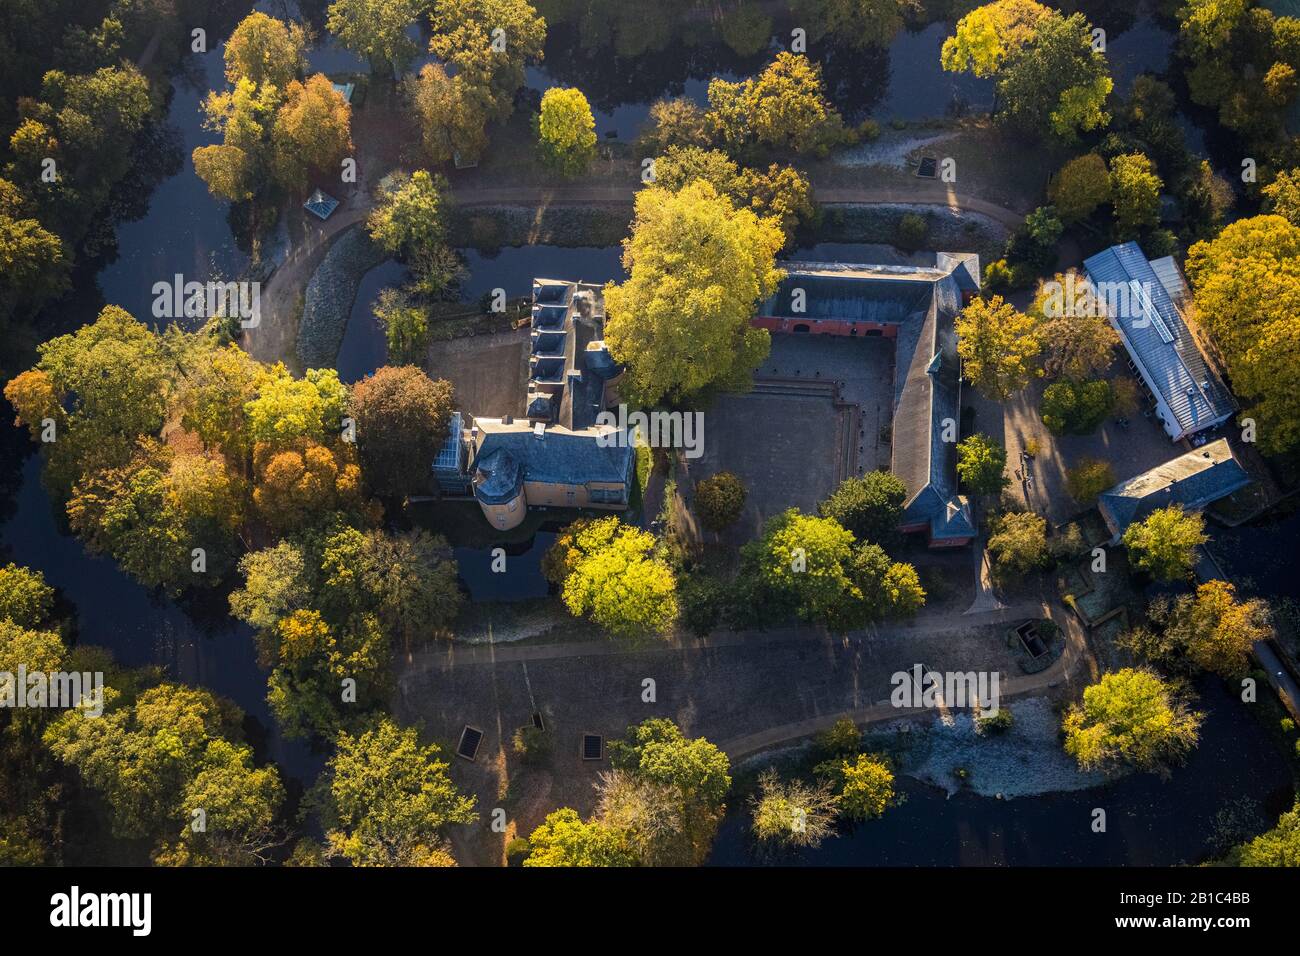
[350,365,455,497]
[536,87,596,176]
[1226,798,1300,866]
[1047,153,1111,223]
[43,683,279,854]
[1184,215,1300,454]
[955,433,1009,496]
[1040,378,1112,435]
[941,0,1051,78]
[523,809,638,867]
[0,563,55,629]
[818,471,907,546]
[318,717,476,866]
[694,471,747,534]
[327,0,432,76]
[374,289,430,365]
[604,180,784,407]
[835,753,896,820]
[1062,668,1203,774]
[546,518,678,639]
[955,295,1042,399]
[245,365,349,449]
[604,717,731,864]
[640,97,711,155]
[995,10,1113,143]
[1109,152,1162,238]
[366,170,449,258]
[1121,505,1207,581]
[1263,169,1300,226]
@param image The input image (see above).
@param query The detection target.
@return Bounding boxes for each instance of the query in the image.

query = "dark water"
[455,532,557,603]
[335,260,408,383]
[709,680,1294,866]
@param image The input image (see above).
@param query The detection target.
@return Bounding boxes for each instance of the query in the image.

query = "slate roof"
[1082,243,1234,436]
[1098,438,1251,539]
[772,255,979,541]
[470,420,633,501]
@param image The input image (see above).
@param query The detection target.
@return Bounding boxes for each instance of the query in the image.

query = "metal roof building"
[1082,242,1235,441]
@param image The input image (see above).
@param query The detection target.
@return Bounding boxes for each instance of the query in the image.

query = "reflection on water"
[455,533,557,602]
[709,680,1293,866]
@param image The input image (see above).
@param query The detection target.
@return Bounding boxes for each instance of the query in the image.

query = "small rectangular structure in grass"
[457,725,484,761]
[304,188,340,221]
[580,733,603,761]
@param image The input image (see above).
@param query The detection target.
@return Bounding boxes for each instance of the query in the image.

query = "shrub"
[1040,379,1113,435]
[513,725,552,765]
[1066,457,1115,504]
[975,708,1013,736]
[694,471,747,533]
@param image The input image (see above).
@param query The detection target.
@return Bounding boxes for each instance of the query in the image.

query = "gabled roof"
[1098,438,1250,537]
[1082,243,1234,435]
[304,189,339,220]
[470,420,633,495]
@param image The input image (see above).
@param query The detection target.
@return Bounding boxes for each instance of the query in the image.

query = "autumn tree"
[317,717,476,866]
[224,11,307,89]
[955,295,1042,399]
[1122,505,1207,581]
[653,145,814,242]
[604,180,784,407]
[708,52,844,154]
[1263,169,1300,226]
[350,365,455,498]
[833,753,896,821]
[0,179,68,321]
[694,471,747,534]
[1047,153,1111,224]
[327,0,432,76]
[428,0,547,123]
[1184,215,1300,454]
[1139,580,1271,678]
[374,289,431,365]
[818,471,907,546]
[251,438,365,532]
[523,809,638,867]
[1062,668,1203,774]
[986,510,1049,581]
[640,97,711,155]
[406,63,490,166]
[536,87,597,176]
[1029,272,1120,380]
[271,75,353,191]
[940,0,1051,78]
[1066,457,1114,504]
[750,768,839,849]
[544,517,678,639]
